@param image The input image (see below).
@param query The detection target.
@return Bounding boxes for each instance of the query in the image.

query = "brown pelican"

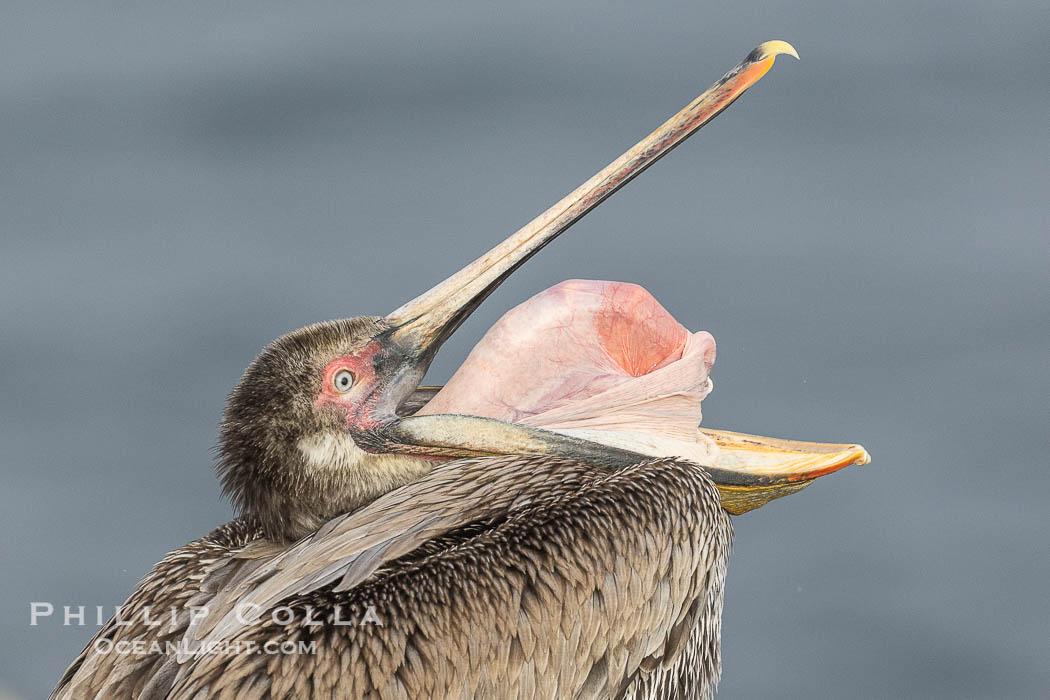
[53,41,869,699]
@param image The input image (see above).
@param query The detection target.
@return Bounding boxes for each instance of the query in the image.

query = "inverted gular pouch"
[419,279,721,465]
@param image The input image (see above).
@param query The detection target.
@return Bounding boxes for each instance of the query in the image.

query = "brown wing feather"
[168,457,731,699]
[50,518,263,700]
[190,455,614,646]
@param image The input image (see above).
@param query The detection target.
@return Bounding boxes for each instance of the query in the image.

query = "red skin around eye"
[316,340,384,429]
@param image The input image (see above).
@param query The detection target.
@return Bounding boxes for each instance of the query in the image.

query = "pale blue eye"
[333,370,354,393]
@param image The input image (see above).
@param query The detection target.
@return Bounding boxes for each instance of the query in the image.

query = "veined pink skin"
[420,280,717,449]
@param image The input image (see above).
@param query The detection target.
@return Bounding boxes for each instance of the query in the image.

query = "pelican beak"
[701,429,870,514]
[361,42,807,477]
[356,413,650,470]
[383,40,798,359]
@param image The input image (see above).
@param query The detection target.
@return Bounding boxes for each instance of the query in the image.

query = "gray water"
[2,2,1047,698]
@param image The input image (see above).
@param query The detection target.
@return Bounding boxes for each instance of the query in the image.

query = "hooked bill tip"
[747,40,800,63]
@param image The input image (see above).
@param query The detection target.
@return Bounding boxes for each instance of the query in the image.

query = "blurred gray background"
[2,1,1047,698]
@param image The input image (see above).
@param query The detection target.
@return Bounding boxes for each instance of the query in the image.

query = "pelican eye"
[333,369,355,393]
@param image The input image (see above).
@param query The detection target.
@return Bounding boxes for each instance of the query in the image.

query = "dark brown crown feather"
[216,317,388,541]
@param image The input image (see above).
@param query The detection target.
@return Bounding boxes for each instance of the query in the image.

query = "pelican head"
[217,41,867,543]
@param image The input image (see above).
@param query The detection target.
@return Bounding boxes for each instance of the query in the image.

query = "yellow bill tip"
[700,429,870,514]
[751,40,800,63]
